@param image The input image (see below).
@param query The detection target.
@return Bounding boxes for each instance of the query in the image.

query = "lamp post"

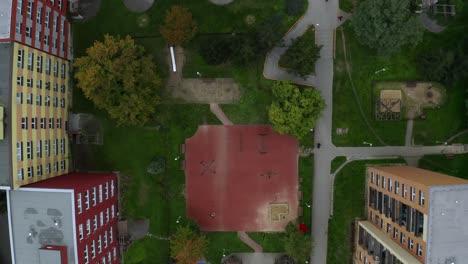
[436,140,448,146]
[374,68,386,74]
[176,216,181,224]
[363,141,373,147]
[196,71,202,77]
[174,156,180,161]
[304,202,311,208]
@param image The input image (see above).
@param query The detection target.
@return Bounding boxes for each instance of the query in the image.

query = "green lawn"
[418,154,468,180]
[327,158,406,264]
[330,156,347,173]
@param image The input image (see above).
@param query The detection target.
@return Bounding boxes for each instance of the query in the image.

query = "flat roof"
[9,189,77,264]
[0,43,13,187]
[0,0,12,39]
[426,184,468,263]
[39,248,62,264]
[185,125,299,231]
[370,166,468,186]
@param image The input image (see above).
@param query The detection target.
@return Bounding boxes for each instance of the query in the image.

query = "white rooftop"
[0,0,12,39]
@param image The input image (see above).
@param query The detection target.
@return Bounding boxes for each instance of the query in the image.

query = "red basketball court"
[184,125,299,231]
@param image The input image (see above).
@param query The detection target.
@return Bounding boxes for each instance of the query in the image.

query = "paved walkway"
[210,103,233,125]
[405,119,414,146]
[419,13,446,33]
[237,231,263,252]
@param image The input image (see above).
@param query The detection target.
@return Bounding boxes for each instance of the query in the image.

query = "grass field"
[327,159,406,264]
[330,156,347,173]
[418,154,468,180]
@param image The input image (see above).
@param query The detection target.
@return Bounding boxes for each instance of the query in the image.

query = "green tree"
[281,34,322,78]
[352,0,423,55]
[74,35,161,126]
[284,222,313,264]
[170,225,207,264]
[256,14,284,52]
[199,36,233,65]
[269,81,325,140]
[160,5,197,46]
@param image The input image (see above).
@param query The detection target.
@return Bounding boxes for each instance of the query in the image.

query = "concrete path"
[210,103,233,125]
[234,253,282,264]
[419,13,446,33]
[446,129,468,143]
[237,231,263,252]
[405,119,414,146]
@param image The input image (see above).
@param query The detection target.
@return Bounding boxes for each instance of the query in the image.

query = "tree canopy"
[284,222,313,263]
[160,5,197,45]
[170,225,207,264]
[352,0,423,55]
[269,81,325,140]
[74,35,161,126]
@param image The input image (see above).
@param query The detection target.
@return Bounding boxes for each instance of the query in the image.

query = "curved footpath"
[262,1,466,263]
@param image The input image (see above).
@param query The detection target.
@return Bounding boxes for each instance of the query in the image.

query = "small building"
[355,166,468,264]
[7,172,121,264]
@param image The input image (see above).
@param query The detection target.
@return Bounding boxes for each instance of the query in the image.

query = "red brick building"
[0,0,71,60]
[7,172,120,264]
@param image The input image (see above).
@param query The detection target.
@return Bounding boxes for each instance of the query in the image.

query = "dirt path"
[237,231,263,252]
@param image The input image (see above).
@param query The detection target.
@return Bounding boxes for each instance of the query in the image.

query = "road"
[263,1,468,263]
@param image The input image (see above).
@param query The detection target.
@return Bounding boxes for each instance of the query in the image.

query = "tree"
[74,35,161,126]
[269,81,325,140]
[160,5,197,45]
[199,36,234,65]
[256,14,284,52]
[284,222,313,264]
[170,225,207,264]
[352,0,423,55]
[281,33,322,78]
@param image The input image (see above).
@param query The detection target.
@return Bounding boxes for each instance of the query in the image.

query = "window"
[26,141,33,159]
[60,160,66,171]
[60,98,65,108]
[107,252,111,264]
[36,94,41,105]
[98,235,102,253]
[99,185,103,203]
[382,176,386,188]
[419,190,425,206]
[31,117,37,129]
[17,76,23,86]
[43,34,49,45]
[27,166,33,178]
[61,63,66,78]
[25,26,31,38]
[113,247,117,260]
[376,174,380,186]
[85,190,90,209]
[58,0,62,9]
[79,224,84,240]
[53,38,58,49]
[402,184,407,198]
[40,118,46,129]
[16,142,23,161]
[93,215,98,230]
[93,187,97,206]
[60,84,66,93]
[410,187,416,202]
[380,219,384,229]
[100,211,104,227]
[111,180,115,197]
[16,92,22,104]
[46,163,51,174]
[21,117,28,129]
[26,0,32,19]
[77,193,82,214]
[17,168,24,180]
[104,231,108,248]
[53,97,58,107]
[60,138,65,154]
[106,208,110,222]
[86,219,91,234]
[60,19,64,35]
[53,14,57,32]
[27,78,33,87]
[111,204,115,218]
[46,58,51,74]
[53,138,58,155]
[417,244,423,256]
[359,251,363,261]
[36,140,42,157]
[371,172,375,184]
[57,118,62,129]
[45,139,50,156]
[387,223,392,233]
[400,232,406,244]
[102,257,106,264]
[408,238,414,250]
[91,240,96,258]
[17,0,23,15]
[84,245,89,264]
[45,11,50,28]
[394,228,398,238]
[37,55,42,72]
[105,182,109,200]
[54,61,58,77]
[36,7,42,24]
[389,179,393,192]
[109,227,114,243]
[45,96,50,106]
[15,22,23,34]
[49,118,54,129]
[35,29,41,43]
[53,83,58,91]
[17,49,24,68]
[26,93,33,104]
[53,161,58,172]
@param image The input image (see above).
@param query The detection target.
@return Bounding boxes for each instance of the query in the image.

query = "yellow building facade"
[11,42,70,189]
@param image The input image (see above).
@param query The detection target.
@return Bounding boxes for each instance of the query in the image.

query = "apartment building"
[354,166,468,264]
[0,0,71,60]
[7,172,120,264]
[0,42,70,189]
